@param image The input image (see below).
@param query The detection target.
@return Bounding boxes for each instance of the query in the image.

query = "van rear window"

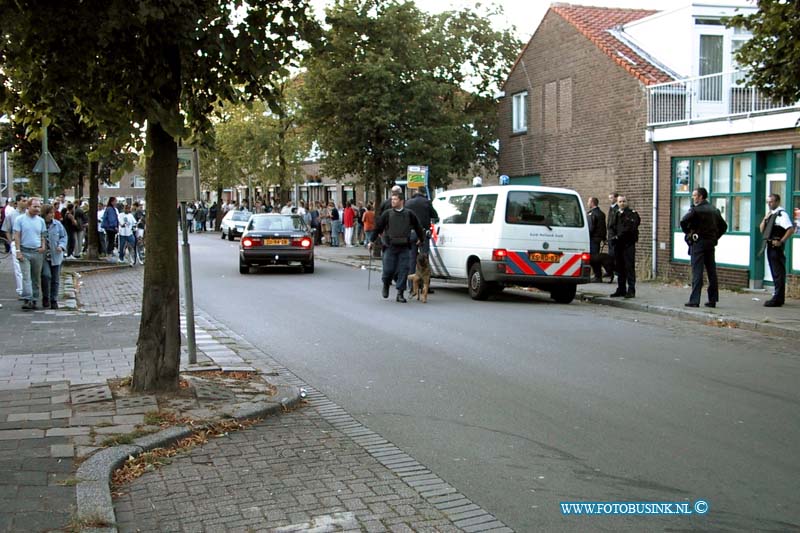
[505,191,584,228]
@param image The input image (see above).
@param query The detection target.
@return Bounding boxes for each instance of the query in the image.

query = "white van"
[428,185,591,303]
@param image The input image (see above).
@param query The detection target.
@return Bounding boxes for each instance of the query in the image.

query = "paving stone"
[50,444,75,458]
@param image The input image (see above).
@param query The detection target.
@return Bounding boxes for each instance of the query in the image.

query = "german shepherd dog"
[590,252,616,283]
[408,252,432,303]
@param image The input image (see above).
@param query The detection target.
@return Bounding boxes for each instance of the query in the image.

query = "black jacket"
[680,200,727,242]
[588,206,606,241]
[609,207,640,247]
[370,208,425,248]
[404,194,438,230]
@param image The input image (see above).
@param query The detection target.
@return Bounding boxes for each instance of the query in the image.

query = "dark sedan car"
[239,214,315,274]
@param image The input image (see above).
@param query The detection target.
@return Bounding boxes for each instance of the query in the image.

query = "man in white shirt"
[759,194,794,307]
[117,203,138,263]
[281,200,294,215]
[2,195,27,297]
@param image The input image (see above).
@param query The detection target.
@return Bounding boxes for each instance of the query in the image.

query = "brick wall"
[498,11,654,274]
[654,129,799,295]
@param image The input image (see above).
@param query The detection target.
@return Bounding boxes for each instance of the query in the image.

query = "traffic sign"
[33,152,61,174]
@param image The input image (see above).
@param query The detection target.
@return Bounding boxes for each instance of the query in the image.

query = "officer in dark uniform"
[587,197,606,282]
[606,192,619,258]
[680,187,727,308]
[404,187,438,276]
[758,193,793,307]
[368,192,425,303]
[608,195,640,298]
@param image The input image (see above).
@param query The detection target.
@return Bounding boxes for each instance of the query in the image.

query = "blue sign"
[499,175,509,185]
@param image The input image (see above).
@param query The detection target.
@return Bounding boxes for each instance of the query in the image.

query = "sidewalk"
[0,259,509,532]
[314,244,798,339]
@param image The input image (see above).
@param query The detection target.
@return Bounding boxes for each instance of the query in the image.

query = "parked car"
[239,214,315,274]
[221,210,251,241]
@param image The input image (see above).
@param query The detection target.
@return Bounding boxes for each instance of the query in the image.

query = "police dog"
[408,252,432,303]
[590,252,616,283]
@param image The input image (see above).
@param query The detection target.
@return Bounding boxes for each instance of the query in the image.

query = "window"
[104,181,120,189]
[672,155,753,234]
[132,175,146,189]
[469,195,497,224]
[505,191,583,228]
[440,195,473,224]
[512,92,527,133]
[793,153,800,236]
[699,34,723,101]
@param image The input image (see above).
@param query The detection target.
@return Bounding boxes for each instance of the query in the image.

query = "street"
[184,232,800,531]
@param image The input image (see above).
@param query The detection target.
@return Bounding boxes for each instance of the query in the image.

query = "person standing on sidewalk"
[680,187,727,308]
[363,203,376,249]
[2,195,26,298]
[329,202,341,247]
[13,197,47,310]
[74,201,88,258]
[40,204,67,309]
[759,194,793,307]
[608,195,640,299]
[101,197,119,258]
[368,192,424,303]
[587,197,607,282]
[343,200,356,247]
[118,203,137,263]
[606,192,619,259]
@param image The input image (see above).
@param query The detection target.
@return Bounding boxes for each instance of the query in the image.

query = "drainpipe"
[648,129,658,279]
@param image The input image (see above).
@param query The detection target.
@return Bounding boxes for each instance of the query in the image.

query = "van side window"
[506,191,584,227]
[469,194,497,224]
[441,195,473,224]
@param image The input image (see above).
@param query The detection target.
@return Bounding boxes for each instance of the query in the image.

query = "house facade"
[498,4,673,275]
[499,2,800,294]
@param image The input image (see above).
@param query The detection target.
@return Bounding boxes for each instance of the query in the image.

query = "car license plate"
[529,251,562,263]
[265,238,289,245]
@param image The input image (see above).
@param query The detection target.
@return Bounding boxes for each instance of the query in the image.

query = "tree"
[301,0,520,197]
[1,1,315,392]
[728,1,800,104]
[212,80,310,203]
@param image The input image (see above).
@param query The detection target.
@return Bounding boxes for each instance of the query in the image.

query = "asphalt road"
[185,232,799,532]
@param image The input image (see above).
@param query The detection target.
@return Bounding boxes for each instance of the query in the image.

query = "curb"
[578,292,794,339]
[75,384,302,532]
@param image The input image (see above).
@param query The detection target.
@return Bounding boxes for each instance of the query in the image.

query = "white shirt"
[280,205,293,215]
[770,206,793,231]
[97,210,105,233]
[118,213,137,237]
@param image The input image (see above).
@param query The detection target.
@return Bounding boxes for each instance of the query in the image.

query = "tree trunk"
[86,162,99,260]
[215,185,223,230]
[132,121,180,393]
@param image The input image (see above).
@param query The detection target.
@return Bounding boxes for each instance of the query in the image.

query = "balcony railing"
[647,70,797,126]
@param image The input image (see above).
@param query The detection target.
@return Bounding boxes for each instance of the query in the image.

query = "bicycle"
[135,227,145,265]
[0,235,10,260]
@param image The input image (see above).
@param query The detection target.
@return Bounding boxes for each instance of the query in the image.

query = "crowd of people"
[0,194,146,310]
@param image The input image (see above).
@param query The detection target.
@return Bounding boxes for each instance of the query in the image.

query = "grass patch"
[99,427,159,447]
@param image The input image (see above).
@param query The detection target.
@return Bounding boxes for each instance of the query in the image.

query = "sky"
[309,0,676,40]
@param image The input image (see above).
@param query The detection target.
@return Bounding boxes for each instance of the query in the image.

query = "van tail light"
[292,237,313,248]
[492,248,508,262]
[581,252,591,263]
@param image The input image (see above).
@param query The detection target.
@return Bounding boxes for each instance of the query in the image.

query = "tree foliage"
[0,0,316,392]
[728,1,800,104]
[301,0,520,196]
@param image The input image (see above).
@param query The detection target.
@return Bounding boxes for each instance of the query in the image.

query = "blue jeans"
[41,261,61,304]
[330,220,341,246]
[364,231,374,248]
[382,245,410,292]
[119,234,136,261]
[20,248,44,302]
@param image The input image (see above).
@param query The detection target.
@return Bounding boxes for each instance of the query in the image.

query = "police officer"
[368,192,425,303]
[606,192,619,258]
[759,194,793,307]
[680,187,727,308]
[608,195,640,298]
[404,187,438,276]
[587,197,606,282]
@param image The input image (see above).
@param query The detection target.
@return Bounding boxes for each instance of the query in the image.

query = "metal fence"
[647,70,796,126]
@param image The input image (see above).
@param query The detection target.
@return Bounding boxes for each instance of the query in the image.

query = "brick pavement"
[1,258,510,531]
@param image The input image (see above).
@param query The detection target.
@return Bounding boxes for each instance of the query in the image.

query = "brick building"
[499,2,800,295]
[498,4,672,275]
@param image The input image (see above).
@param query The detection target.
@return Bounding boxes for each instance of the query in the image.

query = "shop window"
[732,196,750,232]
[694,159,711,190]
[713,160,730,193]
[733,157,751,193]
[675,160,690,192]
[674,196,692,227]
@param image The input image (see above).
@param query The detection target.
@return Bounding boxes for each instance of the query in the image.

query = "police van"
[428,184,591,303]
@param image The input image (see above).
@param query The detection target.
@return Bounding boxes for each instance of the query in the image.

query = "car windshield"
[249,216,303,231]
[230,211,251,222]
[505,191,584,228]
